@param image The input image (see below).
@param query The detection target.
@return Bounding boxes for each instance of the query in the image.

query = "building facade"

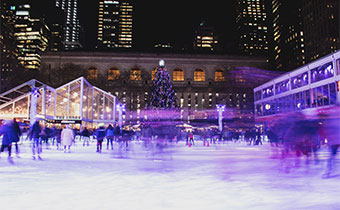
[302,0,339,62]
[193,21,219,52]
[97,0,133,49]
[254,50,340,125]
[14,4,50,71]
[0,77,117,128]
[56,0,82,50]
[0,1,19,91]
[41,52,282,122]
[236,0,270,56]
[270,0,306,70]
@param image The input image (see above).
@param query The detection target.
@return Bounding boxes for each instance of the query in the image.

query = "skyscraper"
[193,21,219,52]
[14,4,49,70]
[56,0,82,50]
[0,1,19,91]
[236,0,270,56]
[43,1,65,52]
[97,0,133,49]
[302,0,339,62]
[270,0,306,70]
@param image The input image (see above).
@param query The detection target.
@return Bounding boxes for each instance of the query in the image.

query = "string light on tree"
[148,59,177,109]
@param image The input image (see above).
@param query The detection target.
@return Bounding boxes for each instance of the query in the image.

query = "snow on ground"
[0,140,339,210]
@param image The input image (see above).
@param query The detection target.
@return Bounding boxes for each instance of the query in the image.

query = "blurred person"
[189,131,195,146]
[106,124,114,150]
[11,119,22,156]
[0,120,14,161]
[96,125,106,153]
[61,124,74,153]
[29,120,42,160]
[254,129,263,145]
[281,112,307,172]
[319,111,340,177]
[54,127,62,150]
[81,127,90,147]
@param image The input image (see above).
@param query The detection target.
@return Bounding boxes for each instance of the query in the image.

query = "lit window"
[87,67,98,80]
[173,69,184,81]
[152,67,157,80]
[130,68,141,81]
[215,69,225,82]
[194,69,205,82]
[108,67,119,80]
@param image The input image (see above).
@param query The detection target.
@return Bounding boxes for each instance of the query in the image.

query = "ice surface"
[0,141,339,210]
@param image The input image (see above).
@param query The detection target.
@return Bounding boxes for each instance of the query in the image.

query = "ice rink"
[0,140,339,210]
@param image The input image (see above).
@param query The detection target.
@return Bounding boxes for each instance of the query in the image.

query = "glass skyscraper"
[97,0,133,49]
[236,0,270,56]
[56,0,82,50]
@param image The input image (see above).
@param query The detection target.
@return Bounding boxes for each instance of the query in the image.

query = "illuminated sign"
[45,119,82,124]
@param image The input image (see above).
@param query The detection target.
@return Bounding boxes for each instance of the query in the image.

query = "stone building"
[41,52,282,123]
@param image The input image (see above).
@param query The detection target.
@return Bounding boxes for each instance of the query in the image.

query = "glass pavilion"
[0,77,117,128]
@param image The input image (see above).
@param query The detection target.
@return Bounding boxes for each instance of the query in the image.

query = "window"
[323,85,330,106]
[152,67,157,80]
[330,83,336,104]
[173,69,184,81]
[311,62,334,83]
[108,67,119,80]
[215,69,225,81]
[291,72,308,89]
[337,59,340,75]
[130,68,141,81]
[255,90,262,101]
[194,69,205,82]
[262,86,274,99]
[87,67,98,80]
[275,79,290,95]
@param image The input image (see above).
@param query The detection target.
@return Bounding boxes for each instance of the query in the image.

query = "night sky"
[79,0,237,52]
[27,0,237,52]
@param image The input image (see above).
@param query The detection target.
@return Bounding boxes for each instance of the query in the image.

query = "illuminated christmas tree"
[148,60,177,109]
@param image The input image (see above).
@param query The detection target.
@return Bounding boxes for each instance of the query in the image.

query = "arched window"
[173,68,184,81]
[215,69,225,82]
[152,67,157,80]
[130,67,141,81]
[194,69,205,81]
[108,67,120,81]
[88,67,98,80]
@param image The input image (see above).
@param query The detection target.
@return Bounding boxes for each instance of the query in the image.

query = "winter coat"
[96,127,106,141]
[81,128,90,137]
[61,128,74,146]
[1,125,13,145]
[105,127,114,137]
[11,121,22,143]
[30,122,41,139]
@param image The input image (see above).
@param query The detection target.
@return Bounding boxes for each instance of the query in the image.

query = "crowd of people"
[0,116,339,177]
[265,112,340,177]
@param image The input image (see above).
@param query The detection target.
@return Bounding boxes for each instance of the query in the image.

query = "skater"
[96,125,106,153]
[54,127,62,150]
[106,124,114,150]
[189,131,195,146]
[319,112,340,177]
[61,124,74,153]
[0,120,14,161]
[11,119,22,156]
[81,127,90,147]
[29,120,42,159]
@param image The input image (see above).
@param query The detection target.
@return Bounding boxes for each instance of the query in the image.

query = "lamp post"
[30,86,41,125]
[116,103,125,129]
[216,104,225,132]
